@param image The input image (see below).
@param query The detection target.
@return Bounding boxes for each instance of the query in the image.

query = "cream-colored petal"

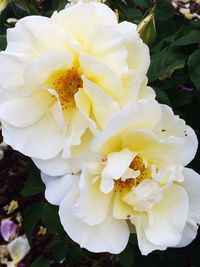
[123,180,163,212]
[72,166,112,225]
[92,100,162,154]
[82,77,120,129]
[2,116,65,159]
[41,173,79,205]
[131,215,166,255]
[0,91,51,128]
[7,236,30,264]
[56,2,117,43]
[80,54,123,99]
[145,184,189,247]
[101,148,136,193]
[118,21,150,77]
[113,191,135,219]
[59,190,129,254]
[24,50,73,86]
[85,25,128,74]
[176,168,200,247]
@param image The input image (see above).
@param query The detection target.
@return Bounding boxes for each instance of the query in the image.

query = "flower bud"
[138,13,156,46]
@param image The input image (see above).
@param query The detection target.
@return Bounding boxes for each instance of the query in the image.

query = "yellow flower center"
[47,68,83,110]
[114,156,150,193]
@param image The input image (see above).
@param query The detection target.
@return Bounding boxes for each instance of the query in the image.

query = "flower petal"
[101,148,136,193]
[41,173,79,205]
[2,116,65,159]
[59,190,129,254]
[0,91,52,128]
[145,184,189,247]
[92,100,162,154]
[131,215,166,255]
[177,168,200,247]
[72,166,112,225]
[7,236,30,264]
[82,77,120,129]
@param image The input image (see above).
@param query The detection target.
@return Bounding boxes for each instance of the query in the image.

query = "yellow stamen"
[47,68,83,110]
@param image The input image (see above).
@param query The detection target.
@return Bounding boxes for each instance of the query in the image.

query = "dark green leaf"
[23,202,43,246]
[118,244,135,267]
[67,247,82,265]
[173,30,200,46]
[51,241,69,262]
[41,203,65,235]
[188,49,200,90]
[153,86,171,105]
[21,161,45,196]
[148,48,186,82]
[30,257,50,267]
[0,35,6,51]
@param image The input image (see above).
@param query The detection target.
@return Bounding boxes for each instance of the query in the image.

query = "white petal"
[145,184,189,247]
[101,148,136,193]
[85,25,128,74]
[80,54,123,99]
[92,100,162,154]
[33,130,101,176]
[82,77,120,130]
[41,173,79,205]
[113,191,135,219]
[177,168,200,247]
[0,91,51,127]
[2,116,65,159]
[59,190,129,254]
[118,21,150,77]
[72,167,112,225]
[24,50,73,86]
[56,2,117,43]
[123,180,163,212]
[7,236,30,264]
[131,215,166,255]
[0,53,28,90]
[154,105,198,165]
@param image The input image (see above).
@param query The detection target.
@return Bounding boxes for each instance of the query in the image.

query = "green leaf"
[30,257,50,267]
[188,49,200,90]
[41,203,65,235]
[118,244,135,267]
[155,1,174,21]
[148,48,186,82]
[173,30,200,46]
[51,241,69,262]
[153,87,171,105]
[0,35,6,51]
[52,0,68,11]
[23,202,43,246]
[67,247,82,265]
[21,161,45,196]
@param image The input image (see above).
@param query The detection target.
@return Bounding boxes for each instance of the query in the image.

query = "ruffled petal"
[177,168,200,247]
[41,173,79,205]
[59,190,129,254]
[2,116,65,159]
[145,184,189,247]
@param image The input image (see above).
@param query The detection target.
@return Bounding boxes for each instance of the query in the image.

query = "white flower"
[0,2,151,176]
[7,236,30,264]
[42,99,199,255]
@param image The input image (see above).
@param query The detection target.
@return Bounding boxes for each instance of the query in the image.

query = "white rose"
[42,99,199,255]
[0,2,151,176]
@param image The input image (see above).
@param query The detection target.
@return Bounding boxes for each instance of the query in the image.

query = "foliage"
[0,0,200,266]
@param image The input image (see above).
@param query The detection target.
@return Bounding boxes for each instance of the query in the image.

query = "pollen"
[114,156,150,193]
[47,68,83,110]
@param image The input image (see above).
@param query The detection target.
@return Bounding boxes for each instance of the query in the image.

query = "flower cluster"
[0,1,199,255]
